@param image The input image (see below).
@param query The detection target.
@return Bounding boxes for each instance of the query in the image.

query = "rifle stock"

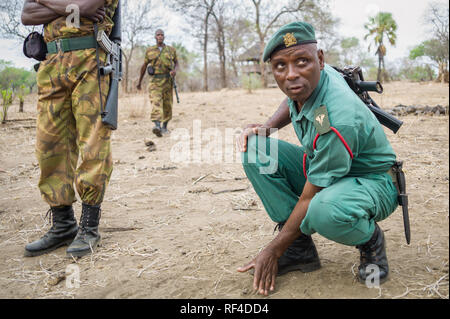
[102,77,119,130]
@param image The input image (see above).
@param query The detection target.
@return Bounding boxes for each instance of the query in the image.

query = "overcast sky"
[0,0,446,70]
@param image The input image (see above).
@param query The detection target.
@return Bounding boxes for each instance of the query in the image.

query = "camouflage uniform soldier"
[21,0,118,258]
[137,29,179,137]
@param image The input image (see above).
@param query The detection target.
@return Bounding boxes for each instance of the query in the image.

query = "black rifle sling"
[93,23,105,117]
[151,47,164,70]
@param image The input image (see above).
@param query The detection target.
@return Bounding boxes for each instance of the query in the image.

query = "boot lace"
[41,208,55,238]
[44,208,52,225]
[78,206,101,237]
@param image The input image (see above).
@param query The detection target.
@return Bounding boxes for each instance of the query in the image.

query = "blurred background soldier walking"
[137,29,179,137]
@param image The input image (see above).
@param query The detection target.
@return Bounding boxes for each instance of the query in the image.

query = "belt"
[152,73,171,79]
[387,167,398,189]
[46,36,97,54]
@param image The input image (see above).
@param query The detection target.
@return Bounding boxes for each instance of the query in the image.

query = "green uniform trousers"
[242,135,398,246]
[36,48,113,207]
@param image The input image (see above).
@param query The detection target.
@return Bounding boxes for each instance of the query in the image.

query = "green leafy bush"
[241,73,262,93]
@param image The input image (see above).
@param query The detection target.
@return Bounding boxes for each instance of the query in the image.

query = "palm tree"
[364,12,397,82]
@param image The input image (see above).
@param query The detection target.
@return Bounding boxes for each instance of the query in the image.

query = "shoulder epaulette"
[313,105,331,135]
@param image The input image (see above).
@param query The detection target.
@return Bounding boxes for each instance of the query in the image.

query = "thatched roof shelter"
[237,44,261,63]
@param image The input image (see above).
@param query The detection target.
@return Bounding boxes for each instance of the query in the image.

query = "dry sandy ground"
[0,81,448,300]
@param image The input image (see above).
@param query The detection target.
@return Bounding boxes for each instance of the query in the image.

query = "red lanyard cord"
[303,128,354,178]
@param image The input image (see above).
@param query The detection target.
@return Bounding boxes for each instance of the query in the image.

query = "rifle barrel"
[109,0,121,43]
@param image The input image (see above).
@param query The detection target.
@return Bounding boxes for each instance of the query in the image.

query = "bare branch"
[0,0,34,39]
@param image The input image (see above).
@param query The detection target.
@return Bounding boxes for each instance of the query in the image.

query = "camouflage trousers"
[148,77,173,123]
[35,48,112,207]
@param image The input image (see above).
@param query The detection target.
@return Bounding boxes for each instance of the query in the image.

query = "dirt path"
[0,81,448,299]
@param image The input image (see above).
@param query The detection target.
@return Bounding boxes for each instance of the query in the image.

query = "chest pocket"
[148,49,162,62]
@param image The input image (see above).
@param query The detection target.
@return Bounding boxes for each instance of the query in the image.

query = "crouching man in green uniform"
[237,22,399,295]
[21,0,118,258]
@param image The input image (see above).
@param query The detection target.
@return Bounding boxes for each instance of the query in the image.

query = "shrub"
[241,73,262,93]
[1,88,13,124]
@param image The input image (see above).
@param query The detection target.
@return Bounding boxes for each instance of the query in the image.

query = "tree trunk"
[253,1,267,88]
[259,40,267,88]
[377,53,382,82]
[437,62,449,83]
[218,26,226,88]
[203,17,209,92]
[122,52,130,93]
[19,100,23,112]
[381,57,388,82]
[230,58,238,79]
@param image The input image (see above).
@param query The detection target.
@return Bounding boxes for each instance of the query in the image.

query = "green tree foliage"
[17,84,27,112]
[409,39,448,71]
[0,60,36,92]
[396,59,435,82]
[170,42,202,91]
[364,12,397,82]
[409,2,449,83]
[402,65,436,82]
[241,73,262,93]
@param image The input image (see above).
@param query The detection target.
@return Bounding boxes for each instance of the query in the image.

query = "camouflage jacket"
[144,45,178,76]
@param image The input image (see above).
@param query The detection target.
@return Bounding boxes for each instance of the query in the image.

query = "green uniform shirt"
[288,64,396,188]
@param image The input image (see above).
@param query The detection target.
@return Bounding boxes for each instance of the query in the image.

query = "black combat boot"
[152,120,162,137]
[356,223,389,284]
[276,222,321,275]
[24,206,78,257]
[66,203,101,258]
[161,121,169,135]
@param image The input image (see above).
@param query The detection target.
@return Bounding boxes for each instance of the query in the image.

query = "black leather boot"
[152,120,162,137]
[356,223,389,284]
[66,203,101,258]
[276,222,321,275]
[161,121,169,135]
[24,206,78,257]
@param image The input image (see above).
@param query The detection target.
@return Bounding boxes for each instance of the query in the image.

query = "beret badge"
[283,33,297,47]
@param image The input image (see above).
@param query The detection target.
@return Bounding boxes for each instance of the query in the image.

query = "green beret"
[263,21,317,62]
